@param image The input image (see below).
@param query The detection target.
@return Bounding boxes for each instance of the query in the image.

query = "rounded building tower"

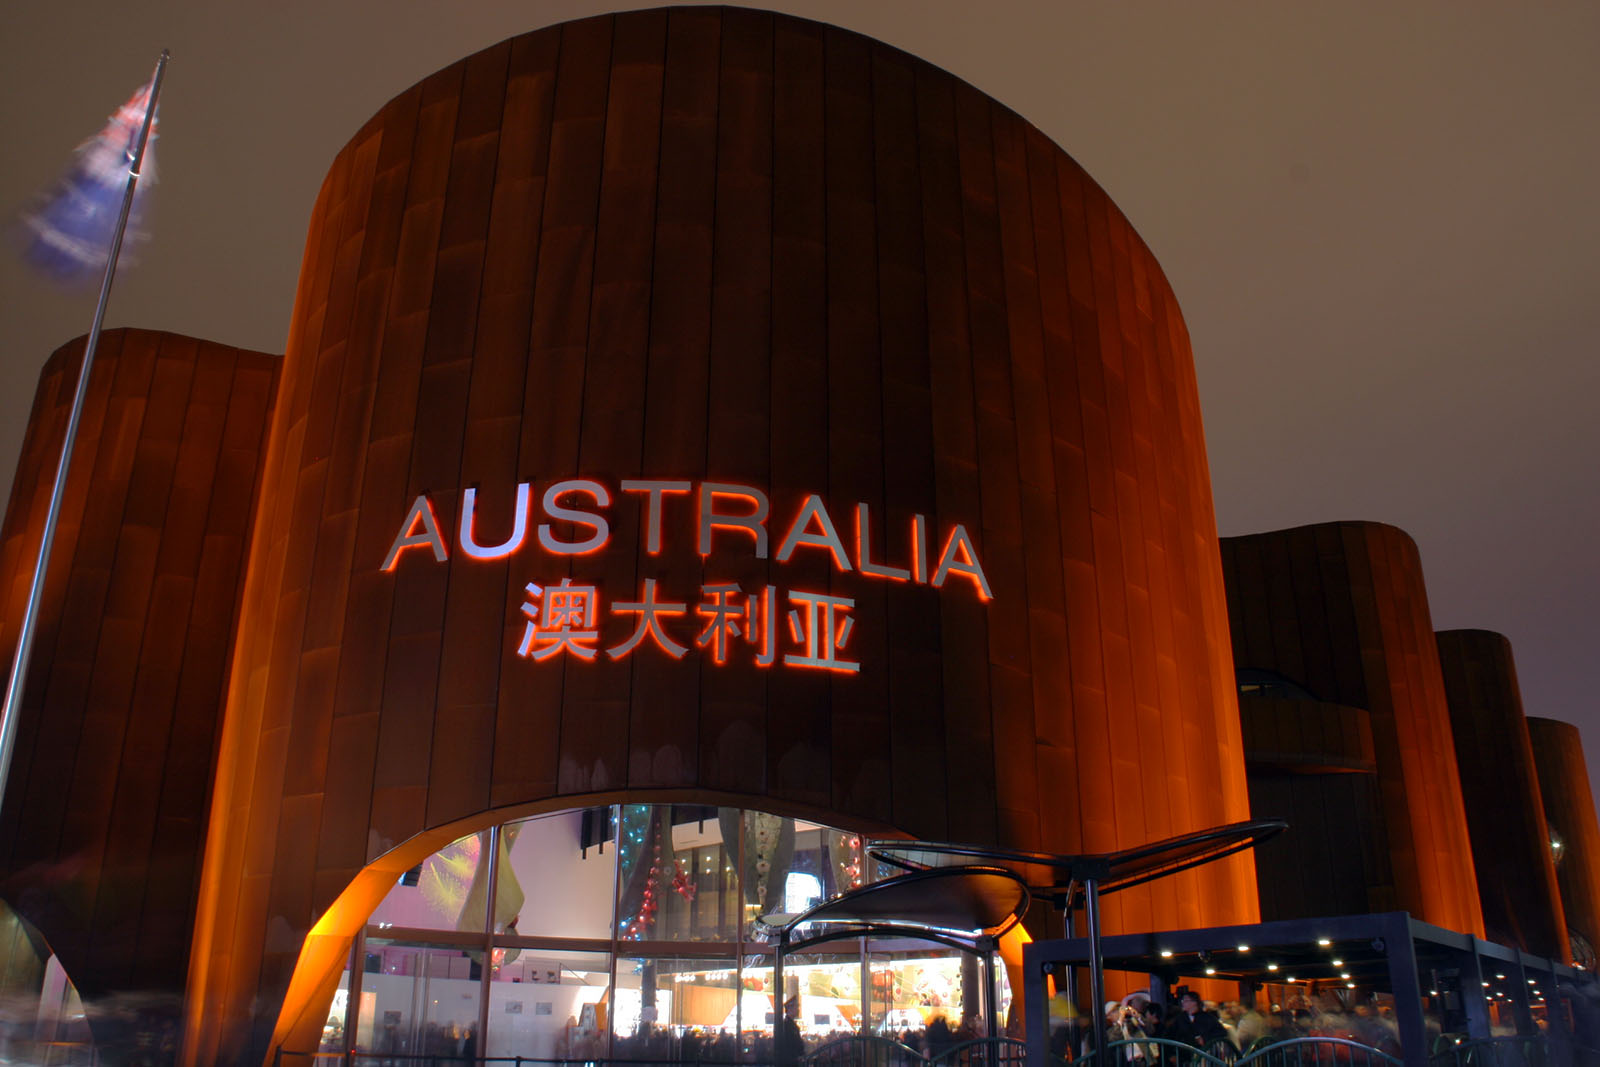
[1436,629,1566,959]
[1528,716,1600,967]
[1221,522,1485,936]
[182,10,1257,1062]
[0,330,278,1051]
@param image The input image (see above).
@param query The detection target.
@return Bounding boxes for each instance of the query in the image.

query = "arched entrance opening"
[272,799,1014,1062]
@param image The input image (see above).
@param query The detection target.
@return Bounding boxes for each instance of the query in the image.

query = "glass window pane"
[737,814,867,935]
[613,957,740,1060]
[368,832,488,933]
[746,953,864,1049]
[870,950,982,1045]
[617,805,742,943]
[355,940,482,1058]
[996,952,1015,1036]
[316,966,351,1053]
[786,820,867,907]
[502,808,618,940]
[484,949,611,1060]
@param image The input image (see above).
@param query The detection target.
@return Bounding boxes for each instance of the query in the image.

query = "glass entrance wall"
[358,940,482,1057]
[483,949,610,1060]
[317,804,1003,1060]
[613,957,741,1060]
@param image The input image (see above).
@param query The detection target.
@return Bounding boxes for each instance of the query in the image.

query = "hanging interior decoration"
[457,827,527,965]
[831,831,865,892]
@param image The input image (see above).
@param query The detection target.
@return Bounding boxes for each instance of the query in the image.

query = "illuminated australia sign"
[382,479,991,674]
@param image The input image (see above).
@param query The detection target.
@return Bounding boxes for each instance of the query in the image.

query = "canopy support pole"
[859,935,871,1034]
[1063,901,1077,1005]
[774,929,786,1041]
[1086,877,1106,1064]
[983,940,999,1037]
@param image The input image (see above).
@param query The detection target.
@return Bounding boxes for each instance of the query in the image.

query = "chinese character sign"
[517,579,857,674]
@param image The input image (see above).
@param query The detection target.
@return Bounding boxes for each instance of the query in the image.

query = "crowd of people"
[585,1014,997,1065]
[605,1016,989,1064]
[1054,989,1407,1062]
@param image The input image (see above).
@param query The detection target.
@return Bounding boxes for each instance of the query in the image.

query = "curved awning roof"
[869,818,1287,906]
[756,864,1030,950]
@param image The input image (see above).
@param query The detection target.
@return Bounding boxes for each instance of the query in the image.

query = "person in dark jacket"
[926,1016,955,1059]
[1167,992,1232,1053]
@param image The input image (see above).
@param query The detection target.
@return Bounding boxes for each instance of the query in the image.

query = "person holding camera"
[1084,1001,1151,1062]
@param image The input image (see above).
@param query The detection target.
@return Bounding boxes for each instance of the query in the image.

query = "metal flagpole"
[0,49,170,808]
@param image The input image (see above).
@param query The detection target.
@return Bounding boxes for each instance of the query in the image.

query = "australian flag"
[19,80,158,284]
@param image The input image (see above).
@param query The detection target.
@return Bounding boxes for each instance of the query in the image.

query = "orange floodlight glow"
[999,924,1031,1028]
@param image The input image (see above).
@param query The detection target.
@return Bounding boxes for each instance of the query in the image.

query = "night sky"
[3,4,1596,810]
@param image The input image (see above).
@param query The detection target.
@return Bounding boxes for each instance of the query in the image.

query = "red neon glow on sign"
[516,578,858,673]
[382,478,993,673]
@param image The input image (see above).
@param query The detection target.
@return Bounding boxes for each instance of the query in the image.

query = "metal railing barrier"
[271,1035,1027,1067]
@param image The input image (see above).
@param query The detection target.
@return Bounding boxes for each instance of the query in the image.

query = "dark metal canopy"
[869,817,1288,906]
[1022,910,1592,1067]
[755,865,1031,1041]
[868,819,1288,1061]
[756,864,1030,949]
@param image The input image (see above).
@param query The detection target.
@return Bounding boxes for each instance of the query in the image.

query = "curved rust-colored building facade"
[1235,695,1394,919]
[1528,716,1600,965]
[179,8,1256,1063]
[0,330,278,1032]
[1220,522,1484,936]
[3,13,1591,1066]
[1436,630,1567,959]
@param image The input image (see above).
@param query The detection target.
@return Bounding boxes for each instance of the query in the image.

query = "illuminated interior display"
[315,805,1008,1062]
[382,479,991,673]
